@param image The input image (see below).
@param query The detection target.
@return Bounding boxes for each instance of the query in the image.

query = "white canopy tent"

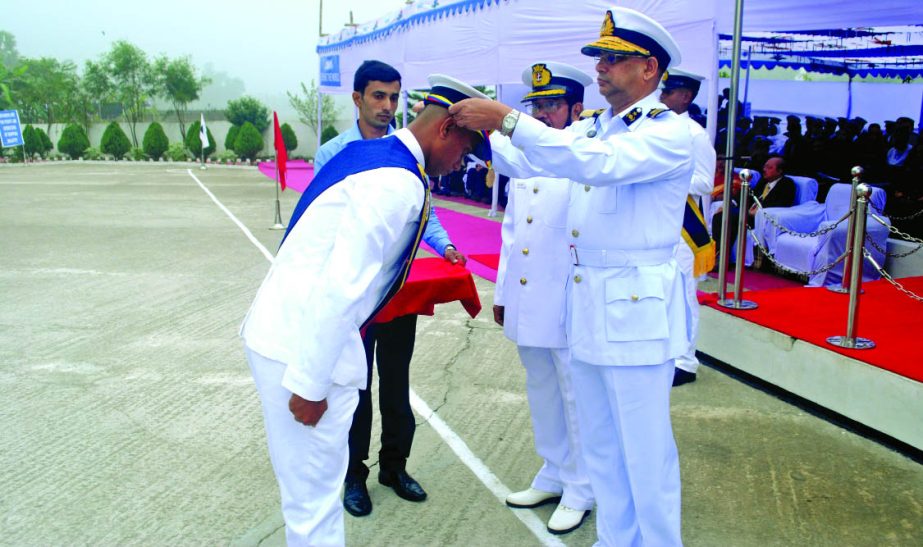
[316,0,923,140]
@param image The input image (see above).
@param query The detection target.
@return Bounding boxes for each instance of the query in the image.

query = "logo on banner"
[0,110,24,148]
[320,55,341,87]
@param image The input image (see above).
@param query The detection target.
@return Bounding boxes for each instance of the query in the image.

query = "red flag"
[272,111,288,191]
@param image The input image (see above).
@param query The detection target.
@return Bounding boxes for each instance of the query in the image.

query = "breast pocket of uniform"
[593,186,619,214]
[604,275,669,342]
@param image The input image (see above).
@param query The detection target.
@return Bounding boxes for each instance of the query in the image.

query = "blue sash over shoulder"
[281,135,431,327]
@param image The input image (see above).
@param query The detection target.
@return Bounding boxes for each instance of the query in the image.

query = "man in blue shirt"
[314,60,465,518]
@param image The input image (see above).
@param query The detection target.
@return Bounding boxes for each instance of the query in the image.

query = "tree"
[321,125,339,145]
[280,122,297,152]
[224,124,240,152]
[22,125,40,157]
[233,122,264,160]
[57,123,90,159]
[100,121,131,159]
[10,57,78,133]
[185,119,216,158]
[288,79,339,140]
[154,55,208,141]
[36,127,53,155]
[142,122,169,160]
[98,41,156,147]
[225,96,270,134]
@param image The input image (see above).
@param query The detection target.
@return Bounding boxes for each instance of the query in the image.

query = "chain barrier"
[870,201,923,221]
[862,249,923,303]
[751,194,852,238]
[864,232,923,259]
[746,230,848,277]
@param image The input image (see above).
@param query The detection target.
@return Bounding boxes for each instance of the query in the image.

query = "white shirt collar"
[392,128,426,170]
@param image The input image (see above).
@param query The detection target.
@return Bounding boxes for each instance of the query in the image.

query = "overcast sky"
[6,0,408,108]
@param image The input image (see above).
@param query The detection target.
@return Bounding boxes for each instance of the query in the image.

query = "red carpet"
[420,206,502,283]
[707,269,802,291]
[702,277,923,383]
[468,253,500,270]
[257,160,314,193]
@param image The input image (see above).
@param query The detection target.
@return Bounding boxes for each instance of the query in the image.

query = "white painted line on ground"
[187,169,275,263]
[190,169,564,546]
[409,390,566,547]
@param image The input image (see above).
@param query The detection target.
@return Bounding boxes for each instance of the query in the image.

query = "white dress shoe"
[505,487,561,508]
[547,504,590,535]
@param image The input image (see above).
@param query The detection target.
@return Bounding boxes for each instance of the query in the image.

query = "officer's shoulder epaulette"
[646,108,670,119]
[579,108,605,120]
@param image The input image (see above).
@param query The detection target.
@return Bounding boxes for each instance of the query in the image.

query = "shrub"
[216,149,237,162]
[320,125,339,145]
[142,122,169,160]
[225,96,270,133]
[22,126,41,157]
[57,123,91,159]
[185,119,216,158]
[224,124,240,152]
[83,147,103,160]
[233,122,264,161]
[280,122,297,152]
[37,128,53,155]
[128,147,147,161]
[167,142,191,161]
[100,122,132,159]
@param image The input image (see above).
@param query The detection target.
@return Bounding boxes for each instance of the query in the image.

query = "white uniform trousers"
[673,242,700,374]
[518,346,594,510]
[246,346,359,547]
[570,359,682,547]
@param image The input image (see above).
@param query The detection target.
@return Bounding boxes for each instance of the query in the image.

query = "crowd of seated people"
[712,94,923,239]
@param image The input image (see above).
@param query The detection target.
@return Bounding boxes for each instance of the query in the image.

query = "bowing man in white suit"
[660,68,717,387]
[240,75,492,546]
[451,8,693,546]
[493,61,595,535]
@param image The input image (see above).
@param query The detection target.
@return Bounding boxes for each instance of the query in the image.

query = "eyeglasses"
[594,53,646,66]
[530,99,567,114]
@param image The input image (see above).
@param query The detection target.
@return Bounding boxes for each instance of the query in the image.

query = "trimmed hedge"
[281,122,297,152]
[142,122,169,160]
[224,124,240,152]
[22,125,41,157]
[185,119,216,158]
[321,126,339,145]
[57,124,91,159]
[100,122,132,159]
[233,122,264,161]
[37,127,53,155]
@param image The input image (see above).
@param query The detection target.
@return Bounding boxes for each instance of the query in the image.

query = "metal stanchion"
[270,163,285,230]
[718,169,758,310]
[827,183,875,349]
[828,166,863,294]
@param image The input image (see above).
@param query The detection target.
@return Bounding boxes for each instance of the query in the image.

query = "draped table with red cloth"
[373,257,482,324]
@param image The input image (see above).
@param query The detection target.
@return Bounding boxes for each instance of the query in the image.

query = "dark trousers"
[347,313,417,482]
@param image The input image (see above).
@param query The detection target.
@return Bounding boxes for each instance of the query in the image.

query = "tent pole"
[706,21,719,144]
[402,90,409,128]
[717,0,746,307]
[847,73,853,119]
[743,46,752,117]
[316,91,323,151]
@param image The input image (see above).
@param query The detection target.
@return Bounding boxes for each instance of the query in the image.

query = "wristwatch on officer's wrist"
[500,109,520,137]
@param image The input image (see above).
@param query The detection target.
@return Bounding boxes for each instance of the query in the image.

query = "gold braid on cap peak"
[591,35,651,56]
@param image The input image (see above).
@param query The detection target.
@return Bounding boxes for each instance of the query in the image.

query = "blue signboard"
[0,110,23,148]
[320,55,341,87]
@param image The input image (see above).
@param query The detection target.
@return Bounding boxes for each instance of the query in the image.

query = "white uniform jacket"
[241,129,426,401]
[491,92,694,367]
[682,111,716,214]
[493,170,571,349]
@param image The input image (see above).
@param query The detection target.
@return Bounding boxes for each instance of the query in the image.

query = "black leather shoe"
[343,478,372,517]
[672,368,697,387]
[378,469,427,502]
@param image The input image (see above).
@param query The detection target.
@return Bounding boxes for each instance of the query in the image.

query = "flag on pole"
[199,113,209,150]
[272,111,288,191]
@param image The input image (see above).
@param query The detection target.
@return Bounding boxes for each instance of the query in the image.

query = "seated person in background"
[711,156,795,257]
[710,160,741,201]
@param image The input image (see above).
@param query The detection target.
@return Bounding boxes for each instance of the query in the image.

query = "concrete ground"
[1,163,920,546]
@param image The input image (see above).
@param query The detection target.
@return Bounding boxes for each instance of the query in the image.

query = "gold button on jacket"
[522,248,529,255]
[520,277,528,285]
[571,229,580,237]
[574,275,582,283]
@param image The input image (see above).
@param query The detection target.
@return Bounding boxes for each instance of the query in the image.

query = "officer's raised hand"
[449,99,512,132]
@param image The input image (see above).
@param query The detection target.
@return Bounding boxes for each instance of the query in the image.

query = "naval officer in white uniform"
[241,75,491,546]
[493,61,595,535]
[451,8,693,546]
[660,68,716,387]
